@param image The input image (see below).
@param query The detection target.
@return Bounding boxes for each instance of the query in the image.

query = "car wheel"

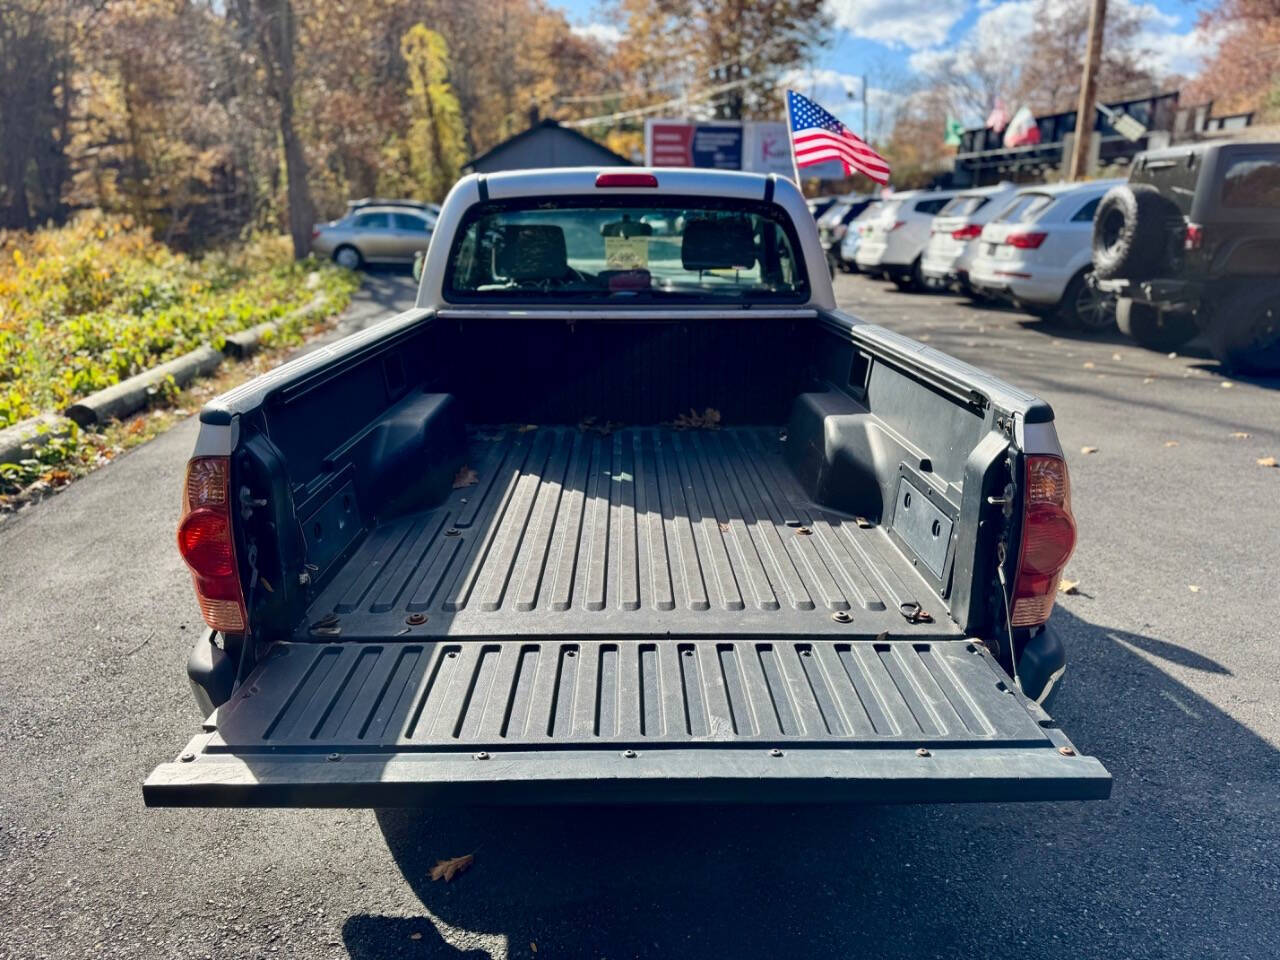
[1205,283,1280,374]
[334,245,362,270]
[1060,270,1115,332]
[1115,298,1197,352]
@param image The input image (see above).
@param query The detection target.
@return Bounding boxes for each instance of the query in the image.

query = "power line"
[560,73,776,128]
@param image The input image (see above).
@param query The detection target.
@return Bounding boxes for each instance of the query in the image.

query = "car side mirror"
[413,250,425,283]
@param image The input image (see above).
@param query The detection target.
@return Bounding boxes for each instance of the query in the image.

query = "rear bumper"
[968,259,1065,306]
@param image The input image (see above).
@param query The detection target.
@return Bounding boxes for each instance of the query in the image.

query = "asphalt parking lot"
[2,269,1278,960]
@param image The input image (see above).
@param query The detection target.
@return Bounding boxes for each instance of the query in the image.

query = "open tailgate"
[145,638,1109,806]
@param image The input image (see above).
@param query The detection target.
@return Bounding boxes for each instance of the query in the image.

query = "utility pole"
[1069,0,1107,181]
[861,74,868,141]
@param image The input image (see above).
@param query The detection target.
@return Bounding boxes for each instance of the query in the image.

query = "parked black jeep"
[1091,140,1280,372]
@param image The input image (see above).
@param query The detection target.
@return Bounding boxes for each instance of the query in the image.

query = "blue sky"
[554,0,1219,133]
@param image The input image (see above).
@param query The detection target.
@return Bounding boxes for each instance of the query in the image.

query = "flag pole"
[785,91,803,188]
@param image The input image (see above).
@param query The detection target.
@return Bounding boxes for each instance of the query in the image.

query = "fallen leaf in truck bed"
[1188,585,1200,592]
[1081,446,1099,455]
[1143,377,1154,384]
[671,407,722,430]
[517,424,539,432]
[409,932,422,940]
[1230,432,1252,439]
[1259,457,1279,468]
[1221,381,1234,389]
[453,466,478,488]
[1059,578,1080,595]
[430,853,474,882]
[1082,361,1095,369]
[1164,441,1179,448]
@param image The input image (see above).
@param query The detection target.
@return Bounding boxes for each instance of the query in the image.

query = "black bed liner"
[144,637,1110,806]
[300,425,956,640]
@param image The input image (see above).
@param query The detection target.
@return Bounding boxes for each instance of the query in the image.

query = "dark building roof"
[464,119,633,173]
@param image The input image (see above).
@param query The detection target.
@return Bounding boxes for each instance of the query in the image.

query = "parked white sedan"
[921,183,1018,295]
[967,179,1124,329]
[854,189,962,290]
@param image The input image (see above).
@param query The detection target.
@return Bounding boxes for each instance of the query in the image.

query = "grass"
[0,212,358,500]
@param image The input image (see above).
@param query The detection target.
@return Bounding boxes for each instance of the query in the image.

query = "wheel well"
[333,243,361,261]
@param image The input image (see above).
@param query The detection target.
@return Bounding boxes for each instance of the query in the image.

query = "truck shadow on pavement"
[342,607,1277,959]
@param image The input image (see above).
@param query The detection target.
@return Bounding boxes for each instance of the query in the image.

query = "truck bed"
[300,425,958,641]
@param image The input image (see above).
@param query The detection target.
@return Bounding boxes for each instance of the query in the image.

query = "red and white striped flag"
[786,89,890,185]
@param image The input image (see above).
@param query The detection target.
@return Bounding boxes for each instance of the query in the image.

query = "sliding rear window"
[443,196,810,304]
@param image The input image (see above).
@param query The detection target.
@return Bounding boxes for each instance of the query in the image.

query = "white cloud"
[571,23,623,46]
[826,0,969,50]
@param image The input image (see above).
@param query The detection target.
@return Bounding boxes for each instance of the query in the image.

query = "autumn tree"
[1185,0,1280,118]
[612,0,830,121]
[399,25,467,202]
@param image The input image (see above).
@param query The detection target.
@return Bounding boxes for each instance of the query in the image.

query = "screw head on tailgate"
[474,751,490,760]
[831,610,852,623]
[327,753,341,762]
[1058,746,1076,757]
[622,749,637,759]
[770,748,784,758]
[405,613,428,626]
[179,752,195,763]
[915,747,931,758]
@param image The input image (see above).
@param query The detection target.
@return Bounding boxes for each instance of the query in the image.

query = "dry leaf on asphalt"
[1258,456,1279,468]
[1059,578,1080,595]
[1188,585,1200,593]
[1230,432,1252,439]
[452,466,478,488]
[1111,353,1122,361]
[1221,381,1234,389]
[718,521,731,533]
[531,944,538,953]
[1164,441,1179,448]
[1143,377,1154,384]
[409,932,423,941]
[430,853,474,882]
[1082,361,1095,369]
[1081,446,1099,455]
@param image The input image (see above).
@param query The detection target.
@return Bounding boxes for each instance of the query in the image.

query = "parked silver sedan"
[311,200,435,269]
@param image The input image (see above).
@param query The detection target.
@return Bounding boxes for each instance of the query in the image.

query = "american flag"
[787,90,890,185]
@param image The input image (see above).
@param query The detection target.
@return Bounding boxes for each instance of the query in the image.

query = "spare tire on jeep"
[1092,184,1182,281]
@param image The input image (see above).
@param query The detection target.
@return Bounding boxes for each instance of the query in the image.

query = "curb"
[65,345,224,427]
[223,294,327,358]
[0,413,74,467]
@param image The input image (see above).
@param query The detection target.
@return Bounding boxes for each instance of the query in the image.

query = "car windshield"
[940,195,989,217]
[444,198,809,303]
[995,193,1055,223]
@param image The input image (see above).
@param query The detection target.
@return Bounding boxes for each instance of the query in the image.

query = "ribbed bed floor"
[299,426,956,639]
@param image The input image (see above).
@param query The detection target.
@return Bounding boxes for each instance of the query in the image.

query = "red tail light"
[1184,222,1204,251]
[888,220,907,232]
[595,172,658,188]
[1006,231,1047,249]
[951,224,983,240]
[1010,455,1076,628]
[177,457,248,633]
[311,226,322,239]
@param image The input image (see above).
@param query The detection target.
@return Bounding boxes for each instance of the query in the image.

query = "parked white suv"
[968,179,1124,329]
[921,183,1018,295]
[854,189,962,290]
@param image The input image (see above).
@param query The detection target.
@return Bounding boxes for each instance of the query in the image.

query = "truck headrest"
[497,224,568,282]
[681,218,757,271]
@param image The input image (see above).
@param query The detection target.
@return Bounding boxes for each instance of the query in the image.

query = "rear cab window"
[443,196,811,304]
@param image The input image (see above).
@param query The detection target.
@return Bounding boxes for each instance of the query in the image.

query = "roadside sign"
[646,120,742,169]
[1096,102,1148,142]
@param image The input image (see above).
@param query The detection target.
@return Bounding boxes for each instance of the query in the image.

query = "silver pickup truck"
[146,168,1109,806]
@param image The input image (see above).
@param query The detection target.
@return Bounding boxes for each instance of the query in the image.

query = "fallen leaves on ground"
[409,932,423,941]
[1143,377,1155,384]
[1221,381,1234,389]
[1230,432,1252,439]
[1258,456,1279,469]
[1188,585,1200,593]
[670,407,721,430]
[1111,353,1122,361]
[1081,446,1099,455]
[1059,578,1080,595]
[1164,441,1179,448]
[718,521,731,533]
[452,466,478,488]
[1082,361,1095,369]
[39,469,73,488]
[430,853,474,882]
